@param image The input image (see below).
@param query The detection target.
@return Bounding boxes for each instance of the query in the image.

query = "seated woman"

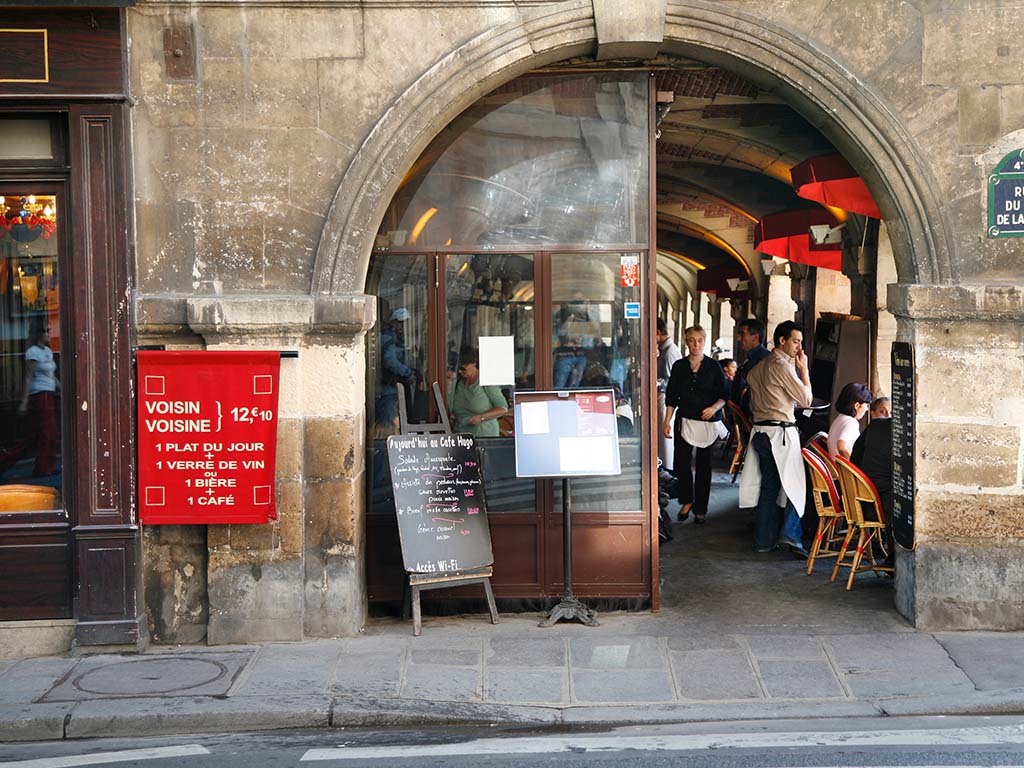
[827,382,872,459]
[451,350,508,437]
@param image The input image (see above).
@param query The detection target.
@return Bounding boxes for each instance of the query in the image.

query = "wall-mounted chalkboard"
[386,433,494,574]
[890,342,915,549]
[513,389,621,478]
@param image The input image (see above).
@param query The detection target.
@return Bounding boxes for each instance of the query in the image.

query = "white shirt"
[26,344,57,394]
[828,413,862,458]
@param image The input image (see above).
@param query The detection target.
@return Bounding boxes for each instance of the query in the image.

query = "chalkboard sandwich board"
[386,432,494,575]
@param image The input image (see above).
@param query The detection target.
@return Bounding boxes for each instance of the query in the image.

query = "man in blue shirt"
[732,318,769,417]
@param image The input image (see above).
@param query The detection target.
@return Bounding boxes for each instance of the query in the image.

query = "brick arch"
[313,2,952,296]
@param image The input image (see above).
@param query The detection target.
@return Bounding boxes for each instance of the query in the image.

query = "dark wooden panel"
[69,105,133,527]
[0,30,47,83]
[0,530,71,619]
[546,515,649,596]
[366,516,405,602]
[489,522,541,593]
[0,10,124,96]
[76,533,131,618]
[67,103,141,646]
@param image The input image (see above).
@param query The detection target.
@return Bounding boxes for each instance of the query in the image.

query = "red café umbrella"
[754,208,842,271]
[790,154,882,219]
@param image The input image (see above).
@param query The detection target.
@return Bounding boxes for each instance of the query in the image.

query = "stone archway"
[312,2,953,298]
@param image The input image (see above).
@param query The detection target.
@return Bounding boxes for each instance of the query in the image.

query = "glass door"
[0,186,71,619]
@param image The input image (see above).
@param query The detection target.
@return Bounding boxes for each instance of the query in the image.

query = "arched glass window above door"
[377,72,650,250]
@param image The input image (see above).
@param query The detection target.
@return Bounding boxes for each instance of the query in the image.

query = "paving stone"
[745,636,824,660]
[570,636,664,669]
[485,667,568,704]
[671,649,762,700]
[757,659,845,699]
[934,632,1024,690]
[487,637,566,667]
[843,668,977,698]
[331,653,403,698]
[234,640,342,695]
[826,633,951,671]
[410,649,480,667]
[4,657,80,704]
[665,634,742,653]
[401,664,480,702]
[43,653,252,702]
[572,669,675,703]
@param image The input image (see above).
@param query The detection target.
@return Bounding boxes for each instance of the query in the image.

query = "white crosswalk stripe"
[0,744,209,768]
[300,724,1024,761]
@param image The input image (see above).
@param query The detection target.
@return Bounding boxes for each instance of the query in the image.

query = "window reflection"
[379,73,649,249]
[550,252,642,512]
[0,193,62,511]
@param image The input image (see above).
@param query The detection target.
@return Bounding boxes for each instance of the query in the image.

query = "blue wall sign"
[988,149,1024,238]
[624,301,640,319]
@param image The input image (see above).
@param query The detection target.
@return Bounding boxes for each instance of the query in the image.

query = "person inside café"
[662,324,728,524]
[827,382,873,460]
[450,349,508,437]
[739,320,812,557]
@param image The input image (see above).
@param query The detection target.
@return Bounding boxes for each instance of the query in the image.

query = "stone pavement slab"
[485,667,569,704]
[757,659,846,699]
[232,640,342,695]
[935,632,1024,690]
[670,649,762,700]
[572,668,676,703]
[0,657,80,704]
[570,636,665,669]
[825,632,976,699]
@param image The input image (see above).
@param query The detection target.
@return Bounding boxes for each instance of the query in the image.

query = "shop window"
[0,117,63,165]
[0,192,62,511]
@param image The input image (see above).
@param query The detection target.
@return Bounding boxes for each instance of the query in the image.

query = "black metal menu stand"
[391,382,499,636]
[538,477,599,627]
[512,389,621,629]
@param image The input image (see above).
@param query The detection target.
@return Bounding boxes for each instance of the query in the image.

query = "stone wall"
[890,284,1024,629]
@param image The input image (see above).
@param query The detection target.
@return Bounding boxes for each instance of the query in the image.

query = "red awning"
[790,154,882,219]
[697,267,751,299]
[754,208,842,271]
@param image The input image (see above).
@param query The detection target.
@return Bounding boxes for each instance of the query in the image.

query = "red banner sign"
[137,351,281,525]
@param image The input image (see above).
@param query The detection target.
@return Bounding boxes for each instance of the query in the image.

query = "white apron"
[738,425,806,517]
[657,390,674,472]
[679,417,729,449]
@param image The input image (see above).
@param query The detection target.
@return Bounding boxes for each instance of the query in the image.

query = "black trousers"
[674,434,713,515]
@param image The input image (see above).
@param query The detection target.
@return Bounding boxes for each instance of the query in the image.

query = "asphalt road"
[3,716,1024,768]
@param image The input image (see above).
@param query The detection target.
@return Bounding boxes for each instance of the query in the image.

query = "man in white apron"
[738,321,813,556]
[656,317,682,475]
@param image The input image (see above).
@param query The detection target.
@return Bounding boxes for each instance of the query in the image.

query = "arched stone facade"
[128,1,1024,640]
[312,2,953,294]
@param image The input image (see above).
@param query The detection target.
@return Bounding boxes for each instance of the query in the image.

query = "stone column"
[186,294,374,642]
[888,284,1024,630]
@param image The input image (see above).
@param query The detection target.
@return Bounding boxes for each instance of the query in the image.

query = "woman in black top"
[662,325,728,523]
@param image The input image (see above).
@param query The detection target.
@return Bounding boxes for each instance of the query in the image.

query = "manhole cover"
[72,657,228,695]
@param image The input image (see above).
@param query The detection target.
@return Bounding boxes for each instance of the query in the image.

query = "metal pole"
[539,476,598,627]
[563,477,573,599]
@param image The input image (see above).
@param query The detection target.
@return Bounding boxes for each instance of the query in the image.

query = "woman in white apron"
[662,325,728,524]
